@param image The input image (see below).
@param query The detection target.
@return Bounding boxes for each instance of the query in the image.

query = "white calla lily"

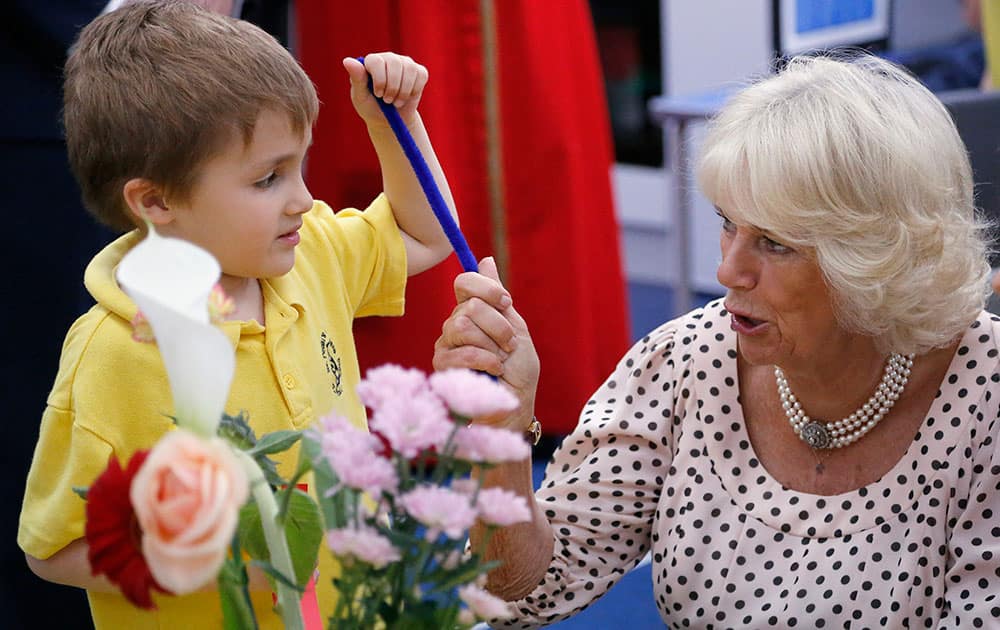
[117,227,235,437]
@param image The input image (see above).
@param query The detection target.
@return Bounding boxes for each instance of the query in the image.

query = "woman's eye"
[763,235,792,254]
[254,172,278,189]
[716,211,735,232]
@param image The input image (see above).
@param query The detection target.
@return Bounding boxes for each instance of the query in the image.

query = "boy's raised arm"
[343,54,459,277]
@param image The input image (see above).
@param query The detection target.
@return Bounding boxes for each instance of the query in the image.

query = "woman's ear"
[122,178,172,226]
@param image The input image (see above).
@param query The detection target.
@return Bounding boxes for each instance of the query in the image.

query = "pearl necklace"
[775,353,914,450]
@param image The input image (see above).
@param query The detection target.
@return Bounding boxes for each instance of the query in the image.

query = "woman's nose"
[716,235,758,290]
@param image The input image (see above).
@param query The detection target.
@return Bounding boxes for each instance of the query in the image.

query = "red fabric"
[296,0,629,434]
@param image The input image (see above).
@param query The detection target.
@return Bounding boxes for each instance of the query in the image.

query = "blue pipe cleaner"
[357,57,479,273]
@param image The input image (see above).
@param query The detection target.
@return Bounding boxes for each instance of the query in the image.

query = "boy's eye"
[254,172,278,189]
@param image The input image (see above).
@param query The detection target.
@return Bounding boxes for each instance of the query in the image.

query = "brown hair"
[65,0,319,232]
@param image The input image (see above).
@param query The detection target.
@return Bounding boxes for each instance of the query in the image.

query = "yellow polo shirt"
[18,195,406,629]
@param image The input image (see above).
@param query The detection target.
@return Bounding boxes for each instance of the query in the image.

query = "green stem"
[236,450,305,630]
[219,535,259,630]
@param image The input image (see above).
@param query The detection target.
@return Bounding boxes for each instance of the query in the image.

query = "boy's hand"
[343,53,428,127]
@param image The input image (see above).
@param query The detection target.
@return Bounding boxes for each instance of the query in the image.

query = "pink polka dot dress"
[499,300,1000,629]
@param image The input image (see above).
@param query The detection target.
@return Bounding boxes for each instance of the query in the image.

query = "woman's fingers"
[453,263,511,313]
[432,340,504,376]
[441,297,516,354]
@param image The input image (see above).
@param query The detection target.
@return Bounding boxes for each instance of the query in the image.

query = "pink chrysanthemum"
[326,526,401,569]
[453,425,531,464]
[428,369,518,421]
[315,414,398,496]
[328,452,398,497]
[475,487,532,527]
[315,414,377,456]
[399,486,477,540]
[357,364,429,411]
[449,478,477,496]
[458,584,514,620]
[369,391,453,459]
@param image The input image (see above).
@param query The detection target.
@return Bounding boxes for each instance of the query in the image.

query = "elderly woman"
[433,54,998,628]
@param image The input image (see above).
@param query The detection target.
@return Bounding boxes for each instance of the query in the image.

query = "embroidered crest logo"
[320,331,343,396]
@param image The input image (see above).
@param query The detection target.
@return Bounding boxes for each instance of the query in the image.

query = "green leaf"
[218,410,258,450]
[221,412,285,488]
[250,560,303,592]
[283,490,324,586]
[257,458,286,488]
[276,455,314,523]
[238,499,268,568]
[237,491,323,588]
[247,430,302,457]
[237,499,263,553]
[72,486,88,501]
[302,434,343,527]
[377,525,424,550]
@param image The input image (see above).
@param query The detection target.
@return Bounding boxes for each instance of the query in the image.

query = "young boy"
[17,2,459,627]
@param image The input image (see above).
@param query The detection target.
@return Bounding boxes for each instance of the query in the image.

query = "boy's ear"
[122,178,173,226]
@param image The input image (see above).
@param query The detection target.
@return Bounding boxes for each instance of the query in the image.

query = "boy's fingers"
[364,54,388,98]
[382,56,404,103]
[410,65,429,103]
[341,57,367,85]
[397,67,417,106]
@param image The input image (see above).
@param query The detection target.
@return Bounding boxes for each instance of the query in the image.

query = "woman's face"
[715,206,848,369]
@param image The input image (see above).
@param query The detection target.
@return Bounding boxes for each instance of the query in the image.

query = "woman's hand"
[342,53,429,127]
[433,257,539,430]
[435,258,553,600]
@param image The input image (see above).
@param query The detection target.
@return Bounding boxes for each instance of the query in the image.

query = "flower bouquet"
[76,226,531,629]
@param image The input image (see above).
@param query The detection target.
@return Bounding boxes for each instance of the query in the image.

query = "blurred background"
[2,1,995,627]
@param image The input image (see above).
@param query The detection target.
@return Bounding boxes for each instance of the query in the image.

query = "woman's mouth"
[726,307,768,335]
[733,314,763,327]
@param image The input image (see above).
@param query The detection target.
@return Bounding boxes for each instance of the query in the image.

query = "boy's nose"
[289,177,313,215]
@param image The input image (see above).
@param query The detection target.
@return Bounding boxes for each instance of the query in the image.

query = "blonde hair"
[697,54,992,355]
[65,0,319,232]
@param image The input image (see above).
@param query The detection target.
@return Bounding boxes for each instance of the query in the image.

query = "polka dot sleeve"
[497,319,686,627]
[494,305,1000,628]
[941,403,1000,628]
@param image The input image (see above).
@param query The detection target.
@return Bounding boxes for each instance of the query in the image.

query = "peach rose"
[130,430,249,594]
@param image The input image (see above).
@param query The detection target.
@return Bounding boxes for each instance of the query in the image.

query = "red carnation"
[84,451,172,609]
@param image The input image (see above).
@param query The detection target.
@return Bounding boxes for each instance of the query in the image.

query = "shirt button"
[283,374,296,389]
